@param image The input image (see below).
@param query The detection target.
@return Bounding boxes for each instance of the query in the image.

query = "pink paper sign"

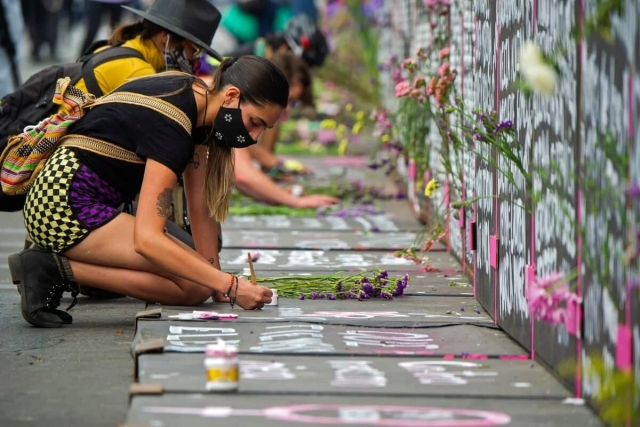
[525,265,536,293]
[489,235,498,269]
[616,324,632,371]
[564,297,580,337]
[408,159,416,180]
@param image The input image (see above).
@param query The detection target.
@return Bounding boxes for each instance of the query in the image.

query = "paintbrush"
[247,252,257,286]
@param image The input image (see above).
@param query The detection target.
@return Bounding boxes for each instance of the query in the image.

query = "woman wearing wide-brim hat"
[73,0,224,97]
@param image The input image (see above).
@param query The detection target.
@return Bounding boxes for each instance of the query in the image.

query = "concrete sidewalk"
[0,156,603,426]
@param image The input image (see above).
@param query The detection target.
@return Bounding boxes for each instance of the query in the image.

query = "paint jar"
[290,184,304,197]
[204,340,238,392]
[266,289,278,306]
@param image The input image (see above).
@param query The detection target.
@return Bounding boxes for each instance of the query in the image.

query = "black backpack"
[0,42,144,212]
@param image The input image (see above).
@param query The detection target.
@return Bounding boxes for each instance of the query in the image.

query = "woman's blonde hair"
[204,140,234,222]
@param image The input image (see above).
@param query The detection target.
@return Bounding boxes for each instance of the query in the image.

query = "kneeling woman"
[10,56,287,327]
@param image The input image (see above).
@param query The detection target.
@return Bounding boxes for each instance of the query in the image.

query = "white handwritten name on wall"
[496,0,529,323]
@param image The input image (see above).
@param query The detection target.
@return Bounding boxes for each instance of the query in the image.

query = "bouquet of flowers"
[258,270,409,300]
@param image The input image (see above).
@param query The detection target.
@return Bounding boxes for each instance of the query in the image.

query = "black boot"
[8,247,79,328]
[9,254,74,325]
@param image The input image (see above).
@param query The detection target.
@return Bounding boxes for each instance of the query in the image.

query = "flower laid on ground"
[338,138,349,156]
[424,179,438,197]
[394,248,440,272]
[518,41,559,96]
[258,270,409,300]
[318,203,384,218]
[527,272,579,326]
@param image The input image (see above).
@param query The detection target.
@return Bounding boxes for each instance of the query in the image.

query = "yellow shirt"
[74,36,165,95]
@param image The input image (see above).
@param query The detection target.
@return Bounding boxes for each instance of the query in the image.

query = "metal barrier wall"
[378,0,639,417]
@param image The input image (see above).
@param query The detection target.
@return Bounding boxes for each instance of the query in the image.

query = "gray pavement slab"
[221,229,434,251]
[221,249,449,273]
[132,320,526,356]
[125,394,602,427]
[138,354,569,398]
[403,275,473,296]
[154,296,492,325]
[222,214,423,232]
[0,287,141,427]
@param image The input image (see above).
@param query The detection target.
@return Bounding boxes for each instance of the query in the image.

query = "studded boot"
[8,247,79,328]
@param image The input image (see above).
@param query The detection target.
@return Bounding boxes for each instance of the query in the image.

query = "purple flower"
[475,308,481,314]
[627,182,640,199]
[327,294,337,300]
[299,294,305,300]
[494,120,513,134]
[402,274,409,288]
[336,282,343,292]
[380,292,392,300]
[460,307,465,312]
[361,283,375,295]
[474,133,484,141]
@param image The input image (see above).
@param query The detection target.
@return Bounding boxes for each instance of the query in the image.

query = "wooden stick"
[247,253,257,286]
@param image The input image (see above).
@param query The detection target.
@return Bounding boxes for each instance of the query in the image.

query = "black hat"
[123,0,223,61]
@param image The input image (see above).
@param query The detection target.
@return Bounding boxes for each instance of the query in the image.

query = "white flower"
[522,65,558,96]
[237,136,245,144]
[215,131,223,140]
[224,114,232,122]
[519,41,558,96]
[519,41,544,70]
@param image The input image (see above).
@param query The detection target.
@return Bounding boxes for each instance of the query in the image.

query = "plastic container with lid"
[266,289,279,306]
[204,339,239,392]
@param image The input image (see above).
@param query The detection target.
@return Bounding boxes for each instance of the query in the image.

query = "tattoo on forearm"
[208,257,215,265]
[190,153,201,170]
[156,188,173,217]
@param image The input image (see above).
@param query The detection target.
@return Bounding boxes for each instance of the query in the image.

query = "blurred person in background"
[0,0,24,97]
[21,0,63,61]
[221,0,319,48]
[79,0,133,56]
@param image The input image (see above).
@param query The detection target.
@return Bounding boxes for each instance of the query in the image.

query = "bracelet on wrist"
[223,274,235,298]
[230,276,239,309]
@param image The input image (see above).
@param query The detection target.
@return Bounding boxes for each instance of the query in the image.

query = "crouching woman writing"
[9,56,287,327]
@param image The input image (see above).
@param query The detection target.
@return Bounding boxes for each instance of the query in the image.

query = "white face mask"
[164,35,196,74]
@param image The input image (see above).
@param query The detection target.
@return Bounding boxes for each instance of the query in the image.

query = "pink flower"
[316,129,337,144]
[391,68,403,84]
[439,47,450,58]
[414,75,427,88]
[411,88,424,98]
[401,59,417,72]
[395,80,412,97]
[527,272,577,327]
[438,62,450,77]
[427,76,438,96]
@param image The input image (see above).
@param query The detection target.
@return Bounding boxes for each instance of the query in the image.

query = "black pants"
[22,0,60,59]
[79,1,129,55]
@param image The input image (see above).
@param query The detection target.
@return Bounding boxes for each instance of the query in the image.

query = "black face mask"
[212,105,256,148]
